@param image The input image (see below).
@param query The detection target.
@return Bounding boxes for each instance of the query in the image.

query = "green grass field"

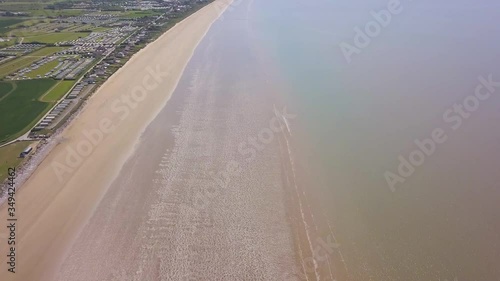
[120,10,162,19]
[0,19,24,29]
[91,27,110,32]
[31,9,85,17]
[0,47,65,78]
[0,18,24,34]
[42,80,74,101]
[24,32,90,44]
[26,46,64,57]
[0,79,56,143]
[0,39,16,48]
[0,81,14,100]
[0,141,35,183]
[26,59,59,78]
[0,2,45,12]
[8,19,45,31]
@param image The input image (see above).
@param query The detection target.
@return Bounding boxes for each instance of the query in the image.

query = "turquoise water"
[226,0,500,280]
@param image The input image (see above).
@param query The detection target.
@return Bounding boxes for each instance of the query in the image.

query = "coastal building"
[20,146,33,158]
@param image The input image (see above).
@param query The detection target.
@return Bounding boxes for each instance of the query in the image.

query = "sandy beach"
[45,0,302,277]
[0,1,233,280]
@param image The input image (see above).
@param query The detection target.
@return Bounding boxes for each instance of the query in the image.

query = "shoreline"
[0,1,233,280]
[0,0,219,201]
[54,14,303,277]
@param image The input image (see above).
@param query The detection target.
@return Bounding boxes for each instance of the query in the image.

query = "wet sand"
[0,1,233,280]
[53,56,299,280]
[50,0,302,277]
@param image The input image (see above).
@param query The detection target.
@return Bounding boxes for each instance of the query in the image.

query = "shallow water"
[249,0,500,280]
[55,1,300,280]
[57,0,500,280]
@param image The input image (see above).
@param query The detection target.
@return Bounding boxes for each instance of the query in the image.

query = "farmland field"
[8,19,48,31]
[0,2,45,12]
[24,32,90,44]
[0,46,65,78]
[42,80,75,101]
[0,18,24,34]
[25,46,65,57]
[0,81,14,100]
[0,39,15,48]
[91,27,110,32]
[120,10,162,19]
[0,79,56,143]
[26,59,59,78]
[31,9,85,17]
